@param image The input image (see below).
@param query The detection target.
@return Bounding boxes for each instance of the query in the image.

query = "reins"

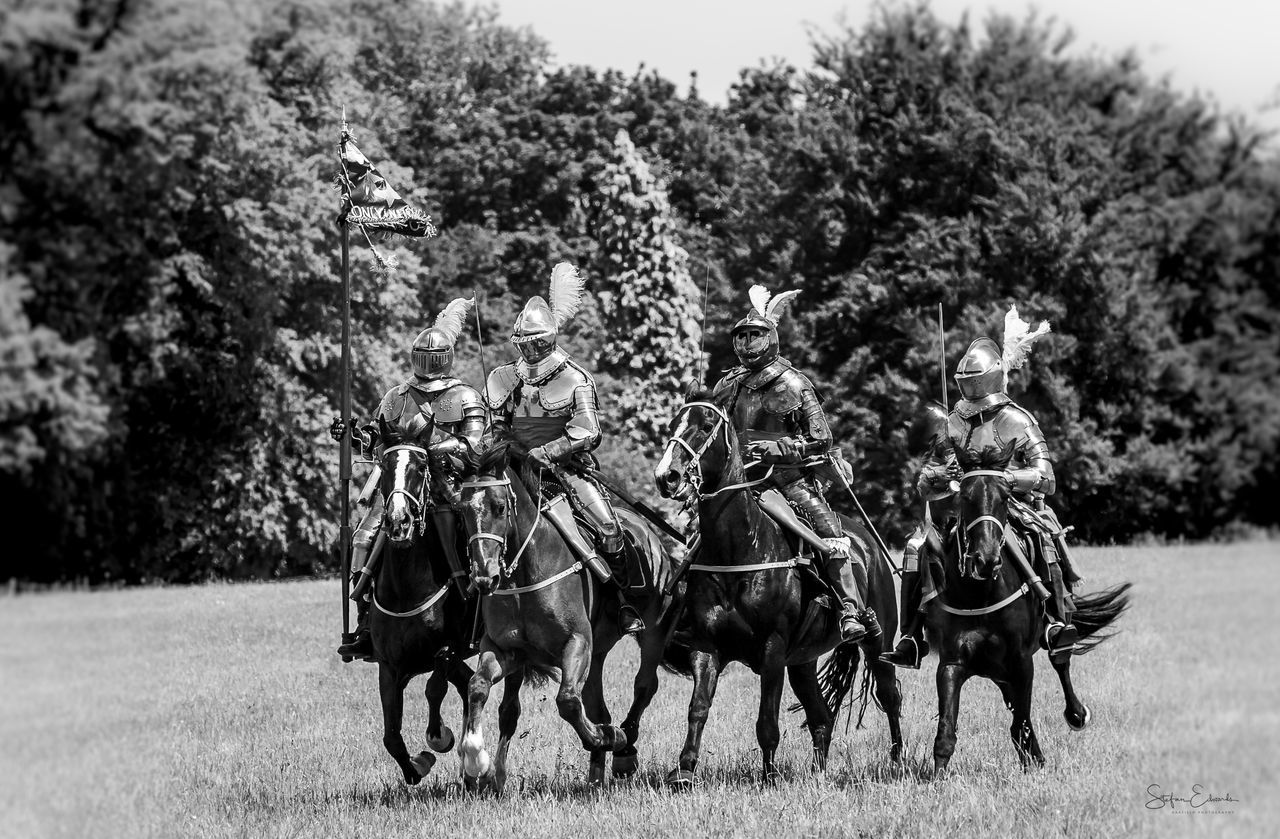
[935,467,1031,617]
[372,443,453,619]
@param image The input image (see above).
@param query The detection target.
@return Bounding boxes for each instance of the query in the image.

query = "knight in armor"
[485,262,646,636]
[333,297,488,661]
[710,284,880,644]
[882,307,1080,668]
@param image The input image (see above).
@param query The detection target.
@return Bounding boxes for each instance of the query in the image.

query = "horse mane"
[475,437,512,475]
[684,387,715,404]
[954,439,1019,472]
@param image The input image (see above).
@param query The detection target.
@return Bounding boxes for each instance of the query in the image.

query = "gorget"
[954,392,1012,419]
[516,348,569,386]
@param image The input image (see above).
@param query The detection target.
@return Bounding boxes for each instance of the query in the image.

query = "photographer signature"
[1146,784,1240,811]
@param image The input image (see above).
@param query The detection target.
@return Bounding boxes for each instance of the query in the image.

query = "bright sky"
[477,0,1280,135]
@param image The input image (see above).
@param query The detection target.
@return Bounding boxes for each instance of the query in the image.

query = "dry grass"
[3,543,1277,838]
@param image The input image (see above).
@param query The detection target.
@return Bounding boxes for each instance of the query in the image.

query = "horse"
[454,439,676,793]
[363,419,476,785]
[926,440,1132,772]
[653,394,903,785]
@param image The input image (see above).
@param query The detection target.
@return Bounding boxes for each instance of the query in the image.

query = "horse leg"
[423,665,455,754]
[756,636,787,785]
[492,670,523,796]
[865,654,905,763]
[667,648,722,789]
[786,661,832,772]
[932,662,969,775]
[582,650,612,788]
[460,649,506,793]
[1052,652,1090,730]
[378,664,430,785]
[437,655,475,751]
[1008,654,1045,769]
[614,613,668,778]
[555,633,627,755]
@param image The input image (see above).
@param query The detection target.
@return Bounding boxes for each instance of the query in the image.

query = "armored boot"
[602,542,645,637]
[881,533,931,668]
[1041,560,1077,664]
[337,592,376,662]
[787,480,878,642]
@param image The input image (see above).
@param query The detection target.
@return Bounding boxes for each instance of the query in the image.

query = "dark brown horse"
[653,395,903,785]
[927,441,1131,772]
[366,421,475,785]
[455,441,675,793]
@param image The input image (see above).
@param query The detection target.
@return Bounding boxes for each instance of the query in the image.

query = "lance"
[337,185,354,649]
[938,302,963,559]
[473,288,490,402]
[829,457,902,576]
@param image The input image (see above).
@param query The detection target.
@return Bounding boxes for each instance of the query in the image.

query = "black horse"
[654,395,903,785]
[928,441,1131,772]
[365,420,475,785]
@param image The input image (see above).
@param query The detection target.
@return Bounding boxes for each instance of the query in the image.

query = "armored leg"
[781,479,877,641]
[338,497,383,662]
[880,531,932,668]
[545,487,644,636]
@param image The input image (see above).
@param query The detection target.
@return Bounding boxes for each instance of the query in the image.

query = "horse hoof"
[889,743,904,764]
[761,768,781,787]
[612,750,639,778]
[1066,703,1091,731]
[409,751,436,780]
[665,768,696,790]
[428,726,455,753]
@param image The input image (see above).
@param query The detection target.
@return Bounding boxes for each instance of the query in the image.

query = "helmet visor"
[412,348,452,379]
[733,328,775,368]
[515,335,556,364]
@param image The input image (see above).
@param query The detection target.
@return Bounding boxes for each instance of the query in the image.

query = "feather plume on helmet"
[548,262,584,327]
[411,296,473,380]
[1001,305,1051,388]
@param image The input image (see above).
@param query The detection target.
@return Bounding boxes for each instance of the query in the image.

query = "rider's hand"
[329,417,346,444]
[746,440,780,462]
[775,437,803,461]
[527,445,553,469]
[945,461,963,480]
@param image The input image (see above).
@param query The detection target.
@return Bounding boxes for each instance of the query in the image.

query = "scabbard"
[1001,524,1052,601]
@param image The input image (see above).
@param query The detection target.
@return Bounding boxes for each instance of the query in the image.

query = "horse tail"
[1070,582,1133,653]
[521,663,560,689]
[815,642,862,720]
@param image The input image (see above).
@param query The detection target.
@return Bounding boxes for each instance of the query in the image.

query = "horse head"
[654,392,736,500]
[378,415,434,545]
[458,436,515,594]
[954,440,1017,582]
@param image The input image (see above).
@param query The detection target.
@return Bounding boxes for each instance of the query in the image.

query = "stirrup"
[839,613,867,644]
[879,636,929,669]
[1044,622,1077,661]
[619,605,645,637]
[336,631,375,663]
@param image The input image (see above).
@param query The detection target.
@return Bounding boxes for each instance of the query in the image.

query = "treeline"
[2,0,1277,583]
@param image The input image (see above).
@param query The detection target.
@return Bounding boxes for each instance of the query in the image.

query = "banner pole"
[339,219,354,647]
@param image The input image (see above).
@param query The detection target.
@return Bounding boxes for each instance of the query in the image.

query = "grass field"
[3,543,1277,838]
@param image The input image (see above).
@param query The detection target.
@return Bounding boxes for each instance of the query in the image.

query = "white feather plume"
[432,296,474,346]
[548,262,584,328]
[764,289,800,324]
[1001,305,1052,373]
[748,284,772,318]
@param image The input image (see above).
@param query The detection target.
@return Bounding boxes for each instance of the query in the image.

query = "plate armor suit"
[883,307,1080,669]
[336,297,487,661]
[485,262,645,635]
[709,284,878,644]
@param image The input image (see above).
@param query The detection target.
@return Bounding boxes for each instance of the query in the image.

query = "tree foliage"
[2,0,1276,582]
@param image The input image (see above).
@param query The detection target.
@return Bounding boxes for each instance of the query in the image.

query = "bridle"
[661,402,774,500]
[955,468,1009,578]
[382,444,431,539]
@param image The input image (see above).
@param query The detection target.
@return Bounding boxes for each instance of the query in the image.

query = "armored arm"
[542,382,601,461]
[1001,407,1056,496]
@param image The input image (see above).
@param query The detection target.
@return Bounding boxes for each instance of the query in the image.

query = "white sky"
[476,0,1280,135]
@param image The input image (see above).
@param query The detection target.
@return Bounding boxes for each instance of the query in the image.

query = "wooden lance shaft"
[339,221,354,643]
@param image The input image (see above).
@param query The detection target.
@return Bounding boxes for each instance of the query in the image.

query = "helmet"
[411,328,454,379]
[510,296,558,364]
[731,311,780,371]
[954,337,1005,401]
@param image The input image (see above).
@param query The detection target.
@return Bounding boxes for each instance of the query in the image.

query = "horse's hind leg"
[787,661,832,772]
[582,650,612,787]
[423,664,455,753]
[866,655,905,763]
[932,662,969,775]
[1007,654,1045,769]
[379,664,431,785]
[492,670,523,796]
[756,636,787,784]
[1052,654,1090,730]
[667,649,722,789]
[615,613,669,778]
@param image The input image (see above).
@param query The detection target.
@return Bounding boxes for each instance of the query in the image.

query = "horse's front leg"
[787,660,832,772]
[1008,653,1045,769]
[492,670,523,795]
[933,661,969,775]
[555,633,627,755]
[865,653,905,763]
[423,663,455,754]
[757,635,787,784]
[460,648,507,793]
[379,664,432,785]
[582,650,612,787]
[1051,647,1091,731]
[667,648,722,789]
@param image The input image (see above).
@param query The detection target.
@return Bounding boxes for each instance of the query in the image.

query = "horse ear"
[378,416,397,446]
